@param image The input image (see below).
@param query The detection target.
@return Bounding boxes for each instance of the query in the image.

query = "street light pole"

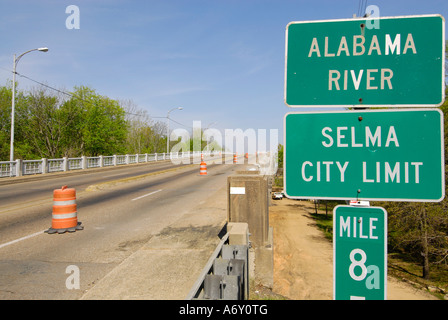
[10,47,49,162]
[166,107,183,154]
[10,53,17,162]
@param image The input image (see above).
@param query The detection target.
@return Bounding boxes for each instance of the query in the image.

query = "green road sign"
[333,205,387,300]
[284,109,445,202]
[285,15,445,107]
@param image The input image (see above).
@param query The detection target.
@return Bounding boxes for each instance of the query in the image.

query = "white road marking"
[0,230,45,249]
[131,189,162,201]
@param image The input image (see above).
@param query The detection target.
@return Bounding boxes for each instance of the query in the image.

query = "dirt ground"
[269,197,438,300]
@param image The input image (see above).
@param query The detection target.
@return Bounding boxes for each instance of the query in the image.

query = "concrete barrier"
[227,174,269,248]
[227,173,274,290]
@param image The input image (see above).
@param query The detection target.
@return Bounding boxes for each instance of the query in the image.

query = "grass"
[388,253,448,299]
[311,200,343,242]
[313,212,334,241]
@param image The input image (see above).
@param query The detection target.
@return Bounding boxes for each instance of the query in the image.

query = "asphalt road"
[0,159,242,299]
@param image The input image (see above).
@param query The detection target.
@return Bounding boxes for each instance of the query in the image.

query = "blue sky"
[0,0,447,148]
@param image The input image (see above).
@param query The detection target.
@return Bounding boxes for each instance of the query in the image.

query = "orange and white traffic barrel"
[233,154,237,164]
[200,161,207,175]
[45,186,83,234]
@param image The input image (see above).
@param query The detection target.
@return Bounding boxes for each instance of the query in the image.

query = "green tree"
[58,91,87,157]
[20,87,66,158]
[65,86,127,156]
[277,144,284,169]
[384,201,448,279]
[0,82,32,159]
[120,99,167,154]
[0,84,13,160]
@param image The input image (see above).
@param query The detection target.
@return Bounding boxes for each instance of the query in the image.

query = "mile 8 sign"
[333,205,387,300]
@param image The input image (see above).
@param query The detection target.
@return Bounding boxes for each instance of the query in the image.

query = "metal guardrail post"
[222,244,249,299]
[186,224,250,300]
[204,275,223,299]
[212,259,244,300]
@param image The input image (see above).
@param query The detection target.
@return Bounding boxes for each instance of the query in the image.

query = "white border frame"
[283,108,445,202]
[333,205,388,300]
[284,14,446,108]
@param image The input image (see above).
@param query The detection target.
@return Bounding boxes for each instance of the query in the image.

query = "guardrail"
[0,151,222,178]
[187,223,250,300]
[0,151,277,179]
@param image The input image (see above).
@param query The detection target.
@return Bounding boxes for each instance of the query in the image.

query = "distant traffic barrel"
[200,161,207,175]
[233,154,237,164]
[45,185,83,234]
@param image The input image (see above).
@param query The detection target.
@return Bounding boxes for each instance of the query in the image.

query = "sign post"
[334,205,387,300]
[285,15,445,108]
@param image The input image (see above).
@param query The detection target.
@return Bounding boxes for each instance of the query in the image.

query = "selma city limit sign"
[284,109,445,202]
[284,15,445,107]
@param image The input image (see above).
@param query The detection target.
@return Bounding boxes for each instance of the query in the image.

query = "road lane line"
[0,230,45,249]
[131,189,162,201]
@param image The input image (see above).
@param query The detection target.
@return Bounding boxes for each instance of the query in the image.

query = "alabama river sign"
[284,15,445,107]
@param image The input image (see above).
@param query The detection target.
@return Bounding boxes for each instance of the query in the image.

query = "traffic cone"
[45,186,83,234]
[200,161,207,175]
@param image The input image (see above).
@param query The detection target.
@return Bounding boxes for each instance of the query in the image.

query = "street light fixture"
[166,107,183,154]
[10,47,49,161]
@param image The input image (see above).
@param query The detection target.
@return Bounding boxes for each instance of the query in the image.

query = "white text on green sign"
[333,206,387,300]
[285,15,445,107]
[284,109,444,201]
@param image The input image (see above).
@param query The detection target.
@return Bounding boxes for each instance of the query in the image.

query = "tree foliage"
[121,99,167,154]
[0,84,168,159]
